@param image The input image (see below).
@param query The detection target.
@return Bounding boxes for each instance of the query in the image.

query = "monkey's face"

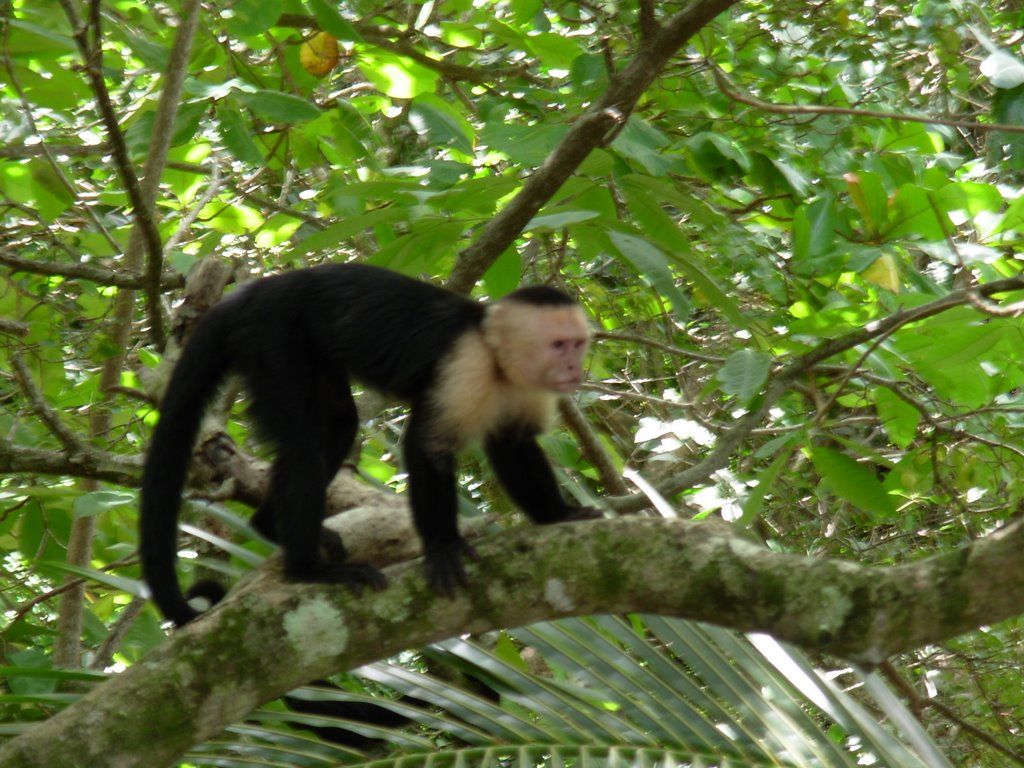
[486,303,590,393]
[537,311,590,392]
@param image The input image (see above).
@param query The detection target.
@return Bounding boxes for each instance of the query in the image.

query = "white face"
[486,303,591,393]
[534,309,590,392]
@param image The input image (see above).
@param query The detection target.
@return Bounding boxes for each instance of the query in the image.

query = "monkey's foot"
[184,579,228,611]
[313,561,389,596]
[561,505,603,521]
[318,528,348,562]
[424,538,480,598]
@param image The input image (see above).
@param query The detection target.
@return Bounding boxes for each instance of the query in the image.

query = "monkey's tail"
[140,308,232,626]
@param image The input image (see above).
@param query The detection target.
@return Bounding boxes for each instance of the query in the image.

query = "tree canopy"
[3,0,1024,766]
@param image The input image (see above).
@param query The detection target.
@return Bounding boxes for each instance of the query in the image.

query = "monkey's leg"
[247,349,385,593]
[312,366,365,567]
[317,363,359,480]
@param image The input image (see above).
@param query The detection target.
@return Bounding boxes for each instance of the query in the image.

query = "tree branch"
[10,352,84,453]
[0,251,186,290]
[58,0,168,345]
[0,439,139,487]
[135,0,203,349]
[713,66,1024,134]
[2,514,1022,767]
[446,0,741,292]
[611,275,1024,511]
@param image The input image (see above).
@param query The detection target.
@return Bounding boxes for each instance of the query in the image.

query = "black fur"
[502,284,577,306]
[140,264,590,625]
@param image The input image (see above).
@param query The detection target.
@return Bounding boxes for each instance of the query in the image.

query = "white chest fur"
[428,330,556,449]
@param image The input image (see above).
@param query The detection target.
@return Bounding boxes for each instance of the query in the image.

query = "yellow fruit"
[300,32,339,77]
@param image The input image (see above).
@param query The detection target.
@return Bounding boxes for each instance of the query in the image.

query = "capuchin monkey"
[140,263,597,626]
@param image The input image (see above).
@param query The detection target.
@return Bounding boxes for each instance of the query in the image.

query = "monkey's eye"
[551,339,586,353]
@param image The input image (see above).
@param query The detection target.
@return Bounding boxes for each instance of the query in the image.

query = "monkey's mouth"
[549,377,583,393]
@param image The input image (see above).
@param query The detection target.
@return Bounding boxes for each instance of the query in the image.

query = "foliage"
[2,616,949,768]
[3,0,1024,765]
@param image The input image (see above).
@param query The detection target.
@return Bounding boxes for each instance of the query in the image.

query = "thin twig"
[609,275,1024,511]
[714,65,1024,134]
[58,0,167,345]
[10,352,84,453]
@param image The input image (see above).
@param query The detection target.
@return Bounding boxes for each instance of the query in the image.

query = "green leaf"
[227,0,282,37]
[991,193,1024,235]
[37,561,143,595]
[217,102,265,165]
[883,121,944,154]
[292,208,407,256]
[845,171,888,237]
[480,122,568,166]
[6,19,76,58]
[717,349,772,403]
[119,29,171,70]
[992,84,1024,170]
[739,439,798,525]
[357,51,440,99]
[429,176,519,215]
[791,195,836,266]
[72,491,136,519]
[685,132,748,180]
[14,64,88,111]
[810,446,898,518]
[238,89,321,124]
[26,160,75,220]
[481,247,523,297]
[526,209,601,230]
[618,180,746,326]
[770,157,810,198]
[607,230,690,318]
[525,32,585,68]
[873,387,920,449]
[198,201,264,234]
[369,220,468,272]
[889,185,950,240]
[124,102,205,154]
[306,0,362,41]
[408,95,474,154]
[933,181,1002,217]
[612,119,682,176]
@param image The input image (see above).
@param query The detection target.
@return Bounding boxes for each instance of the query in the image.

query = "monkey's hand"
[424,537,480,598]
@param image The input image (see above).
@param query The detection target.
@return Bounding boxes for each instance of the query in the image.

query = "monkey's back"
[218,264,484,402]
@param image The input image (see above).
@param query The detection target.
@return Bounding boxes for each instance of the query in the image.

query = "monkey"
[140,263,597,626]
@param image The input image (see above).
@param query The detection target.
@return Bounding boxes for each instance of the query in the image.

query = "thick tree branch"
[2,515,1022,768]
[0,251,186,290]
[0,439,139,487]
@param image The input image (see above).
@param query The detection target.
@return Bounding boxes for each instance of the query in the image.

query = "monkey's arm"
[484,425,599,523]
